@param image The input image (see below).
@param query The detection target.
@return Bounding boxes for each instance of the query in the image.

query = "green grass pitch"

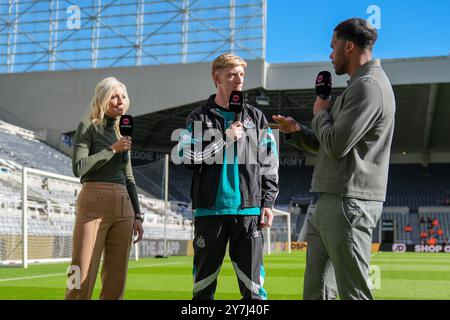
[1,251,449,300]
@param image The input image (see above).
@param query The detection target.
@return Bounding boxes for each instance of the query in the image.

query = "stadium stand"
[132,155,450,244]
[133,162,192,203]
[0,119,194,264]
[385,164,450,210]
[276,166,313,205]
[142,163,450,210]
[418,207,450,244]
[0,120,72,176]
[1,117,450,253]
[382,207,412,244]
[279,164,450,210]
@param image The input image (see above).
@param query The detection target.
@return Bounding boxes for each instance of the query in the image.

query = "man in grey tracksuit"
[273,18,396,300]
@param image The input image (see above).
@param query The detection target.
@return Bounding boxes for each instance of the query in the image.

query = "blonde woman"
[65,77,144,300]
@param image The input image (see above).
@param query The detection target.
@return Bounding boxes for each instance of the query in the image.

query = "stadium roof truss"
[0,0,267,73]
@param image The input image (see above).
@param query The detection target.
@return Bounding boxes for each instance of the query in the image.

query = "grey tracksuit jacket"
[287,59,396,201]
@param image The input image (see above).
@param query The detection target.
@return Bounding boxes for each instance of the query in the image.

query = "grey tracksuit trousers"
[303,193,382,300]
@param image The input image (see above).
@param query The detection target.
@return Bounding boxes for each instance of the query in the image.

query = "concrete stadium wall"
[265,56,450,90]
[0,60,265,134]
[1,55,449,148]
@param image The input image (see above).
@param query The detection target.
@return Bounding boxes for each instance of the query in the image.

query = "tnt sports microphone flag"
[315,71,332,100]
[229,90,244,119]
[119,115,133,136]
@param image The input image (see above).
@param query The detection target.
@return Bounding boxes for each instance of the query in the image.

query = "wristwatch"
[135,214,144,223]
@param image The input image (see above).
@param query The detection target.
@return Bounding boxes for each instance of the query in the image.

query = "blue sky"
[2,0,449,73]
[266,0,450,63]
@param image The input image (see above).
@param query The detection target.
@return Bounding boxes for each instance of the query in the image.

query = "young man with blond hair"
[174,53,279,300]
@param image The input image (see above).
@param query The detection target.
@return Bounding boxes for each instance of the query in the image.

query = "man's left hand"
[313,96,332,116]
[260,207,273,228]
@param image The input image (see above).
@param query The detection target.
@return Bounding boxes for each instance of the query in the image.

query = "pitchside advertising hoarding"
[269,242,450,254]
[381,243,450,253]
[137,240,192,257]
[288,242,450,253]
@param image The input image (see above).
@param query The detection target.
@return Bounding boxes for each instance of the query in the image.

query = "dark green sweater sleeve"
[72,120,141,216]
[124,155,141,215]
[72,121,116,177]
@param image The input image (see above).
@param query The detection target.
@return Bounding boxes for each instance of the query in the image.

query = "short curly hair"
[334,18,378,50]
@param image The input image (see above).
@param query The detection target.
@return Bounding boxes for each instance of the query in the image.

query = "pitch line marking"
[0,261,185,283]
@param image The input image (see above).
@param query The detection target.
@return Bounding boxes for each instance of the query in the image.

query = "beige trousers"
[65,182,135,300]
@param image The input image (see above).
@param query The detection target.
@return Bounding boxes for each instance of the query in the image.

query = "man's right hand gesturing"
[271,115,301,134]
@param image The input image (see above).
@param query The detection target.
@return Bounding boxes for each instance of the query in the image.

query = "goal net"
[1,160,192,267]
[0,167,83,267]
[263,208,291,255]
